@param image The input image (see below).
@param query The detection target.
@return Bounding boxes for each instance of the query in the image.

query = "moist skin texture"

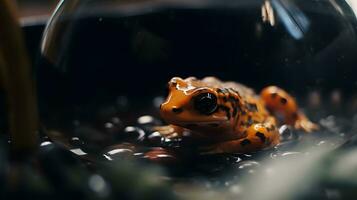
[156,76,319,154]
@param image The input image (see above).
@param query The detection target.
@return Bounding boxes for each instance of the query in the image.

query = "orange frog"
[155,76,319,153]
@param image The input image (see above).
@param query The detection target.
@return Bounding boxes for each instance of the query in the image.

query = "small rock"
[271,151,303,160]
[88,174,111,198]
[143,147,178,165]
[137,115,162,127]
[103,144,135,161]
[161,137,183,148]
[120,126,146,142]
[103,117,124,135]
[69,137,84,147]
[38,141,79,169]
[274,140,299,152]
[74,125,113,152]
[279,125,298,141]
[147,131,164,145]
[40,141,53,147]
[234,160,261,174]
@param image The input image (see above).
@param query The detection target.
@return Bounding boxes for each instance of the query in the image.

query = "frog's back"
[201,76,257,99]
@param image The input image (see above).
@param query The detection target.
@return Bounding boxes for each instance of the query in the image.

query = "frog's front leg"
[153,125,185,139]
[201,123,280,154]
[260,86,319,132]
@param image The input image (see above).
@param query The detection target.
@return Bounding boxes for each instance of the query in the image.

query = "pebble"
[271,151,303,160]
[74,126,112,152]
[234,160,261,175]
[38,141,79,170]
[273,140,300,154]
[279,125,298,141]
[147,131,164,145]
[121,126,146,142]
[161,137,183,148]
[103,117,124,135]
[88,174,111,198]
[104,143,135,154]
[69,137,84,147]
[143,147,178,165]
[137,115,162,127]
[103,147,134,161]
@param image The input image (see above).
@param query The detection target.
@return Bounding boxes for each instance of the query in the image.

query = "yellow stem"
[0,0,39,152]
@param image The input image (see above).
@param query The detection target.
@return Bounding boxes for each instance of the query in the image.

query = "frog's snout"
[171,106,184,114]
[160,103,183,117]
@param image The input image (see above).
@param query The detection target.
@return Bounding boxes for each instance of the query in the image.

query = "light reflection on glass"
[270,0,310,40]
[346,0,357,19]
[262,1,275,26]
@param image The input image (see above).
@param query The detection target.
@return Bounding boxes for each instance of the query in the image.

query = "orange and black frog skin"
[155,76,319,154]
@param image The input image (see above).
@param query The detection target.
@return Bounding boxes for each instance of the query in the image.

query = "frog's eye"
[193,92,218,115]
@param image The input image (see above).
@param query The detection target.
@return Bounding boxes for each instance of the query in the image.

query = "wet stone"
[39,142,79,167]
[316,140,337,149]
[143,147,178,165]
[279,125,299,141]
[194,154,243,175]
[74,126,113,152]
[271,151,303,160]
[137,115,162,128]
[234,160,261,175]
[161,137,183,148]
[88,174,111,198]
[103,144,135,161]
[120,126,146,142]
[103,117,124,135]
[197,154,242,166]
[40,140,53,147]
[39,135,50,142]
[69,137,85,147]
[69,148,88,157]
[273,140,299,152]
[147,131,164,145]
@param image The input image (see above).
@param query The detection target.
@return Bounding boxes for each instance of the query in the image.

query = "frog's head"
[160,77,230,130]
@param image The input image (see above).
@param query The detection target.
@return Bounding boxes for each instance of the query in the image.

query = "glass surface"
[37,0,357,197]
[37,0,357,199]
[38,0,357,127]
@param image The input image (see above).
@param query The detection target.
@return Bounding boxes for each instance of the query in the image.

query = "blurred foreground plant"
[0,0,38,152]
